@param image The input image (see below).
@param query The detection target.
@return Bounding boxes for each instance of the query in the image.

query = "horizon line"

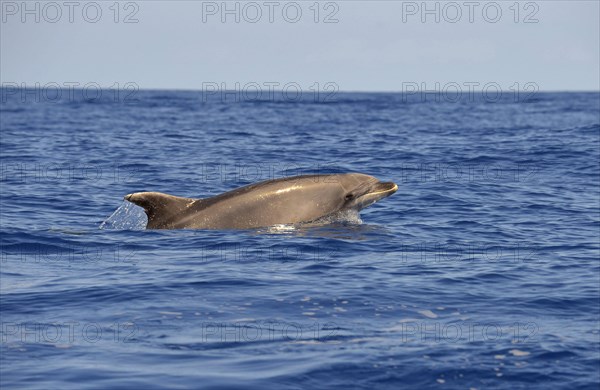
[0,86,599,94]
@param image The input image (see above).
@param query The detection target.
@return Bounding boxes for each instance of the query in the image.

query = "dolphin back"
[124,192,197,229]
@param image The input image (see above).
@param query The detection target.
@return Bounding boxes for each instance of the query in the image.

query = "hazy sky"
[1,1,599,91]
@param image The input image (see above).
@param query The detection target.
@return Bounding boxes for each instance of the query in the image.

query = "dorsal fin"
[124,192,198,229]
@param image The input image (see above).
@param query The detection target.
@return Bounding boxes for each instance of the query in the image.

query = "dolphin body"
[124,173,397,230]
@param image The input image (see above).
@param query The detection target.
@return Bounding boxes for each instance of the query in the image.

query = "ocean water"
[1,90,599,389]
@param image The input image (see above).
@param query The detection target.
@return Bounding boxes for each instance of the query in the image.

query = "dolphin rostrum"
[124,173,397,230]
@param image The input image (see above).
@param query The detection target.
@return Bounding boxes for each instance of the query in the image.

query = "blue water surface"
[1,90,599,389]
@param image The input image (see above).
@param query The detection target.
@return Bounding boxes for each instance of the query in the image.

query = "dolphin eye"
[345,194,354,201]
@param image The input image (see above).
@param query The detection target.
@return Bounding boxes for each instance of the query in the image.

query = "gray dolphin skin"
[124,173,397,230]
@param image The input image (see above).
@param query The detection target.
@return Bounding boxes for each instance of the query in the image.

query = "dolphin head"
[337,173,398,210]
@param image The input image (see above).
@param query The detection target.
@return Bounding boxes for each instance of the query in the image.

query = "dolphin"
[124,173,397,230]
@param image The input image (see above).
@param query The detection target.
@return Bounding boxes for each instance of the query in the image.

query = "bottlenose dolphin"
[124,173,397,230]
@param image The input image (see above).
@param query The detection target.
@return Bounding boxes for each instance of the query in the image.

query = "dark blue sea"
[1,89,599,389]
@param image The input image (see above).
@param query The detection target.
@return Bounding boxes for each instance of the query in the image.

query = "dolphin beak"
[372,182,398,196]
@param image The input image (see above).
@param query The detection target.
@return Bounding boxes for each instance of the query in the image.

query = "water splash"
[306,209,363,226]
[99,201,147,230]
[264,224,297,234]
